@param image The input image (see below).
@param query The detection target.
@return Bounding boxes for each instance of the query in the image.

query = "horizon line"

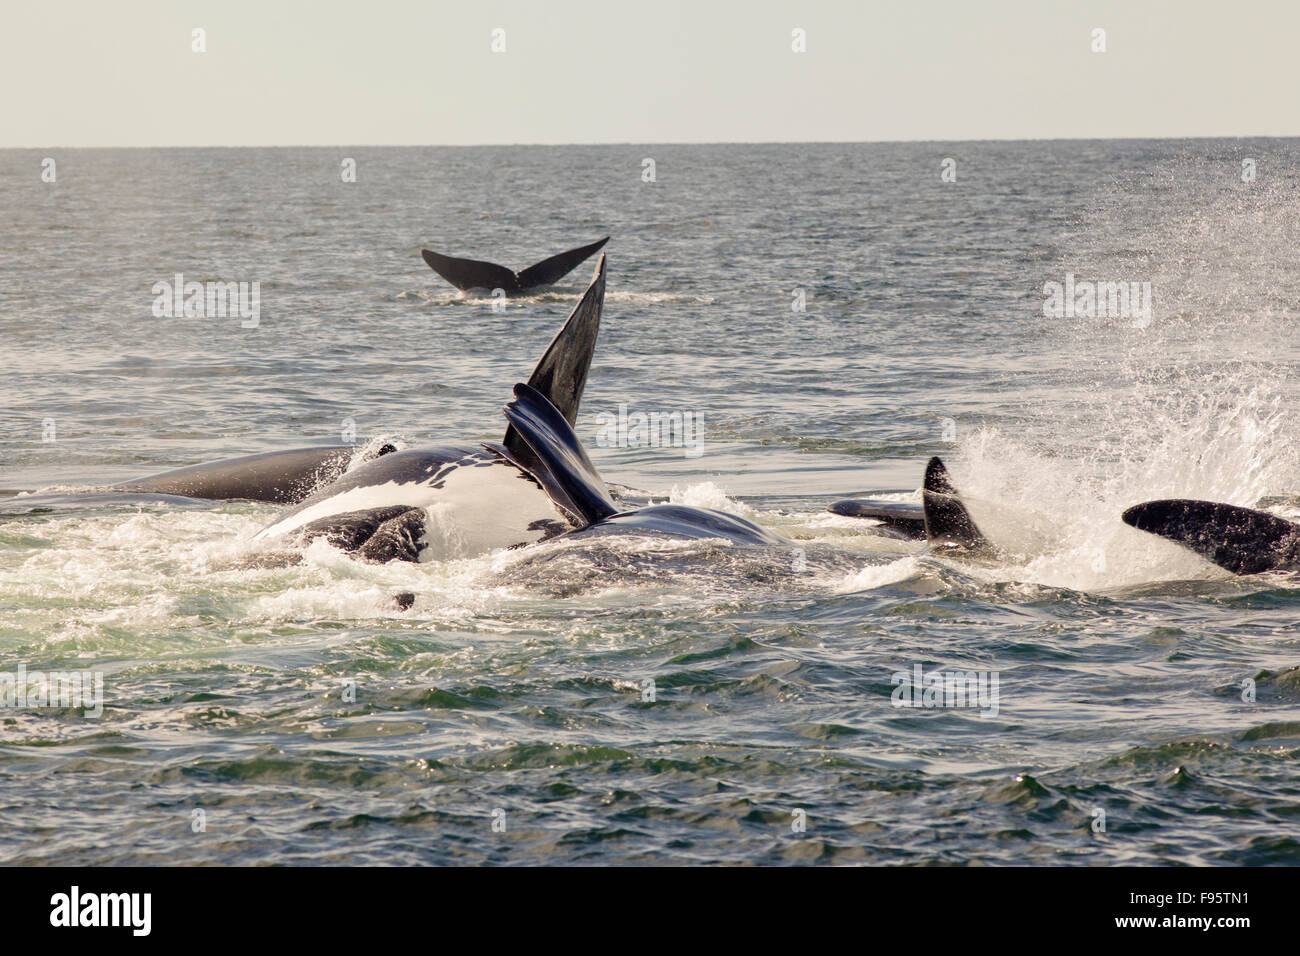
[4,133,1299,151]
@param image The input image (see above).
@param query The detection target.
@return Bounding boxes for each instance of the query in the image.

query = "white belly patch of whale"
[253,460,564,561]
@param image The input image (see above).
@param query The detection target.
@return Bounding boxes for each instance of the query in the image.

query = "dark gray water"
[2,141,1299,864]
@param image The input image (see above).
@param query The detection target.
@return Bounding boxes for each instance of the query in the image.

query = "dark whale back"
[113,445,383,504]
[498,383,785,547]
[575,504,783,546]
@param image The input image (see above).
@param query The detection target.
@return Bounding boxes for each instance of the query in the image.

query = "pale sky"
[3,0,1296,147]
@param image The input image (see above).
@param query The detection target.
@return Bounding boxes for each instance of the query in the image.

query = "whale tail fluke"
[420,236,609,292]
[419,248,518,292]
[516,236,609,289]
[923,457,992,554]
[493,382,618,529]
[1122,499,1300,575]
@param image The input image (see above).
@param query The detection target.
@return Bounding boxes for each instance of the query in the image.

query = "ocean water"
[2,141,1299,865]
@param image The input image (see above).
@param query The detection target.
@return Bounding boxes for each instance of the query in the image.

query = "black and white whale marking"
[255,256,609,561]
[420,236,609,293]
[254,445,569,561]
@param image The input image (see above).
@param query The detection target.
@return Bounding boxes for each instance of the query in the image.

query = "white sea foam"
[661,481,754,515]
[831,556,924,593]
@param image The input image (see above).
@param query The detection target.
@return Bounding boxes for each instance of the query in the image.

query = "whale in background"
[420,236,609,293]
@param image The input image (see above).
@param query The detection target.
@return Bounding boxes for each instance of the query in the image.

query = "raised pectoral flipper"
[1122,499,1300,575]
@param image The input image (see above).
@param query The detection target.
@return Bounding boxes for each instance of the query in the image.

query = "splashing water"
[934,156,1300,592]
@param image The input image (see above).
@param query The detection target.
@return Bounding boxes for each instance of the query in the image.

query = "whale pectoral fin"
[1122,499,1300,575]
[497,382,619,529]
[828,499,927,540]
[503,254,605,469]
[420,248,519,292]
[295,505,426,561]
[922,457,993,554]
[515,236,609,289]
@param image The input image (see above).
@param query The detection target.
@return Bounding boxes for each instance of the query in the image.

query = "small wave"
[831,556,924,593]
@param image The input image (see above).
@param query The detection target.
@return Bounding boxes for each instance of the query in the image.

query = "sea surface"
[2,141,1299,865]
